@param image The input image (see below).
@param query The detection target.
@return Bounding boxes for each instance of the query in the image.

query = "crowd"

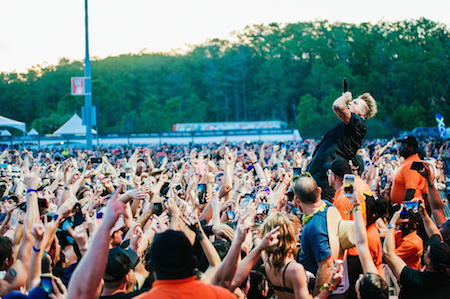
[0,93,450,299]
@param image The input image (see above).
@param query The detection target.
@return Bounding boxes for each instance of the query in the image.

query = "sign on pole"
[71,77,87,96]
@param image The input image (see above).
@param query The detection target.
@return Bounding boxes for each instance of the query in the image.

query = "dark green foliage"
[1,18,450,138]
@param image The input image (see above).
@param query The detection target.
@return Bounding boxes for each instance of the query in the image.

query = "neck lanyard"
[302,202,326,226]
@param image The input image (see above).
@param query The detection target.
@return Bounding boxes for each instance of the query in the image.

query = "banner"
[435,113,447,139]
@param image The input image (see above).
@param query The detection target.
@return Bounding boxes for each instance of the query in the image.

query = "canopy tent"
[1,130,11,136]
[0,115,26,132]
[53,113,97,135]
[28,128,39,135]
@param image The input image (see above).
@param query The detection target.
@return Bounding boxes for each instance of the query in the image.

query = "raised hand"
[259,226,280,250]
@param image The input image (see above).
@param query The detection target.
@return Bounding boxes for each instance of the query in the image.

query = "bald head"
[293,176,320,204]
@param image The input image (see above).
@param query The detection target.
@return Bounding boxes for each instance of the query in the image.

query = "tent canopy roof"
[53,113,97,135]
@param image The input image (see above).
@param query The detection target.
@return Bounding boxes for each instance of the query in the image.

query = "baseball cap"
[401,136,418,149]
[148,230,196,278]
[365,194,387,216]
[429,234,450,268]
[104,247,138,283]
[325,159,351,178]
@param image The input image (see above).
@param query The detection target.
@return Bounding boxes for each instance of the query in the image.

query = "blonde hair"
[259,213,298,275]
[359,93,377,120]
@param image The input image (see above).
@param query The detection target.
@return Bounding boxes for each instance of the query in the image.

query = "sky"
[1,0,449,74]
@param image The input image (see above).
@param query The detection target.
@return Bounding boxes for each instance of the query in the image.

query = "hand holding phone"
[343,78,347,93]
[343,174,355,197]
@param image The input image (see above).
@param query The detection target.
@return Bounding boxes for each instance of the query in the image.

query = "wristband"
[32,246,41,252]
[64,186,70,190]
[26,189,37,194]
[236,190,241,194]
[319,283,336,293]
[388,223,395,229]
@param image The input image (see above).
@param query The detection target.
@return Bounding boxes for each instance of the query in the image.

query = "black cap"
[350,155,364,176]
[365,194,387,216]
[401,136,418,149]
[148,230,196,278]
[325,159,351,178]
[429,234,450,268]
[104,247,138,283]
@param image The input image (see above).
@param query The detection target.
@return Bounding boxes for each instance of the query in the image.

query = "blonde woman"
[260,213,343,299]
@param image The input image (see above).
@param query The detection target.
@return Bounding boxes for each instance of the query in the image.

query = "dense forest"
[1,18,450,139]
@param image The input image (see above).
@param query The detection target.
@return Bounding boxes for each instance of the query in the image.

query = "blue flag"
[435,113,447,139]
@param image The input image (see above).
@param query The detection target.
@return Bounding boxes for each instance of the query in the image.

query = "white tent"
[53,113,97,135]
[28,128,39,135]
[0,115,26,132]
[1,130,11,136]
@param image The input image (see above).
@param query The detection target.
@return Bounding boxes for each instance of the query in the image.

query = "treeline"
[1,18,450,139]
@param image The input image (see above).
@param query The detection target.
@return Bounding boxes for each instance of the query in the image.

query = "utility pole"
[84,0,92,148]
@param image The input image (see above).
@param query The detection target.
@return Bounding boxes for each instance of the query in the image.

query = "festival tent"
[53,113,97,135]
[28,128,39,136]
[1,130,11,136]
[0,115,26,133]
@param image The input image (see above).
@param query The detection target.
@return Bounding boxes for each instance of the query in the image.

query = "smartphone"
[343,174,355,197]
[255,202,270,225]
[40,273,54,293]
[90,157,102,164]
[293,167,301,177]
[343,77,347,93]
[197,161,206,175]
[227,211,235,221]
[404,201,419,213]
[410,161,424,171]
[175,184,182,192]
[380,175,387,189]
[197,183,207,204]
[154,202,163,216]
[119,172,126,179]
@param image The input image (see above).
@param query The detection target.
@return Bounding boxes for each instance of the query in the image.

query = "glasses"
[327,170,334,176]
[292,172,313,181]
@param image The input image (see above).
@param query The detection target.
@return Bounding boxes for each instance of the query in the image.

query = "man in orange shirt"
[327,158,365,298]
[365,194,387,278]
[135,230,235,299]
[394,209,424,270]
[391,136,430,204]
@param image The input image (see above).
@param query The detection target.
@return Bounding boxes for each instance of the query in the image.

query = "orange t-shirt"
[391,154,431,204]
[332,188,367,256]
[394,230,423,270]
[367,223,384,279]
[134,276,236,299]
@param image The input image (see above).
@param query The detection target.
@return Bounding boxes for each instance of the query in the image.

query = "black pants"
[311,169,335,203]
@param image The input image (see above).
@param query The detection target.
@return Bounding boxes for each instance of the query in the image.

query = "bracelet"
[8,227,15,231]
[388,223,395,229]
[18,220,24,225]
[283,180,290,186]
[251,160,258,164]
[32,246,41,252]
[26,189,37,194]
[64,186,70,190]
[236,190,241,194]
[319,283,336,293]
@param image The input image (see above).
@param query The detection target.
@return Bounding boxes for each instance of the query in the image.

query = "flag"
[435,113,447,139]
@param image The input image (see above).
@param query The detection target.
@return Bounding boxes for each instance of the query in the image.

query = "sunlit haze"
[1,0,449,73]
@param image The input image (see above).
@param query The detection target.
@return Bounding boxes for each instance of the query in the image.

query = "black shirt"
[99,288,148,299]
[399,266,450,299]
[307,113,367,174]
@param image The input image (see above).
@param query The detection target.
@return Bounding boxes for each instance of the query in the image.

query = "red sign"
[71,77,86,96]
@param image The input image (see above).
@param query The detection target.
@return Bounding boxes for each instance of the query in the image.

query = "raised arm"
[332,92,353,125]
[382,208,407,280]
[67,185,125,299]
[229,227,280,292]
[350,191,378,274]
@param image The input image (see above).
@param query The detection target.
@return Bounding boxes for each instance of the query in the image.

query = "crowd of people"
[0,92,450,298]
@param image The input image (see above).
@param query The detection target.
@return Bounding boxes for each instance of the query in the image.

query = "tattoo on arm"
[8,269,17,278]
